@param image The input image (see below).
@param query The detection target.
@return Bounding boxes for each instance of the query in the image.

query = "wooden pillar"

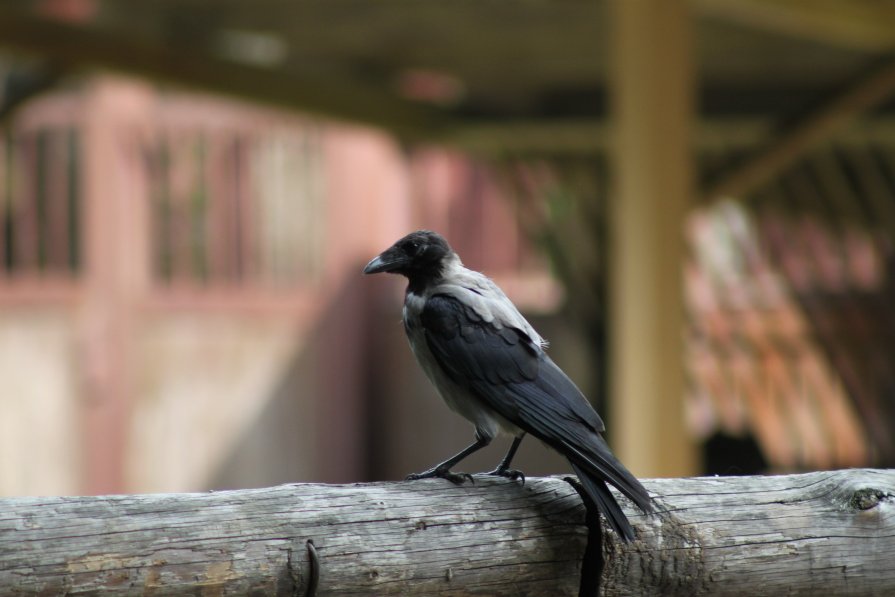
[608,0,697,476]
[79,77,153,493]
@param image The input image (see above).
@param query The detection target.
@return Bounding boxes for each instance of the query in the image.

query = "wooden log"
[1,469,893,596]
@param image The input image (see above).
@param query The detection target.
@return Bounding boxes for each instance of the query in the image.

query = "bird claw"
[486,467,526,485]
[406,467,474,485]
[443,471,475,485]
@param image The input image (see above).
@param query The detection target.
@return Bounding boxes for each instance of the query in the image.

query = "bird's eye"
[403,240,421,254]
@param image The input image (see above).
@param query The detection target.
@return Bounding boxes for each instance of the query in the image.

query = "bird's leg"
[486,435,526,484]
[406,435,490,485]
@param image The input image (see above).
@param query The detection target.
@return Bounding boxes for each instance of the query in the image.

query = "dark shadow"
[703,431,768,476]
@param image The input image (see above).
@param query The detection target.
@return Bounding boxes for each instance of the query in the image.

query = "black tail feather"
[570,462,637,542]
[560,438,653,515]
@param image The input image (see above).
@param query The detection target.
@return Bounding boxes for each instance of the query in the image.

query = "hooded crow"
[364,230,651,541]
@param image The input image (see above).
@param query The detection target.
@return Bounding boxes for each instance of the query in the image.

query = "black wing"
[421,293,651,514]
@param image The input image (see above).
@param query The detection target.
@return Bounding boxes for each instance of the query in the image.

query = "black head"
[363,230,454,283]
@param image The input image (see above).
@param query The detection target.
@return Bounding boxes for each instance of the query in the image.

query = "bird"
[363,230,651,541]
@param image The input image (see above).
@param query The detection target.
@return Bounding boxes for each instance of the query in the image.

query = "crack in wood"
[285,546,301,597]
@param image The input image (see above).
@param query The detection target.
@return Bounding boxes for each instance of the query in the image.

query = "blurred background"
[0,0,893,496]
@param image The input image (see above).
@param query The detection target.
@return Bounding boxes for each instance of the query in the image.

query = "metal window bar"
[0,126,80,279]
[146,125,325,290]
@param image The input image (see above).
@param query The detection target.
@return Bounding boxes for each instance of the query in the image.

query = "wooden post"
[78,77,153,494]
[608,0,698,477]
[1,470,893,595]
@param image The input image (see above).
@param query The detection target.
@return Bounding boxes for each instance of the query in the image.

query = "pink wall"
[0,76,557,495]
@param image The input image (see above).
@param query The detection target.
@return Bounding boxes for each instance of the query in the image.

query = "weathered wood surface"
[1,469,893,596]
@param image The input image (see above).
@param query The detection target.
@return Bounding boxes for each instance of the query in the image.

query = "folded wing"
[420,293,651,538]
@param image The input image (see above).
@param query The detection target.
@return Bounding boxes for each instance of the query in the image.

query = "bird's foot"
[406,466,474,485]
[485,466,525,485]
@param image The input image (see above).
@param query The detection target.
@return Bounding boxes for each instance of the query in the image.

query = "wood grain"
[1,469,893,595]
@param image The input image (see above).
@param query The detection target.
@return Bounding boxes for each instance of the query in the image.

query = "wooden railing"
[2,469,893,596]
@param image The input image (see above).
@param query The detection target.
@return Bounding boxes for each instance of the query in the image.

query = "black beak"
[363,255,387,274]
[363,252,405,274]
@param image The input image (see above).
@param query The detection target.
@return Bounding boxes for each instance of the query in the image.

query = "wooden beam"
[447,118,774,155]
[696,0,895,52]
[2,471,894,595]
[448,120,612,155]
[703,57,895,203]
[608,0,698,477]
[0,7,446,141]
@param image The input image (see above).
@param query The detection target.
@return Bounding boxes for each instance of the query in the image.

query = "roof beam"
[696,0,895,52]
[0,7,447,140]
[447,118,775,154]
[703,57,895,203]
